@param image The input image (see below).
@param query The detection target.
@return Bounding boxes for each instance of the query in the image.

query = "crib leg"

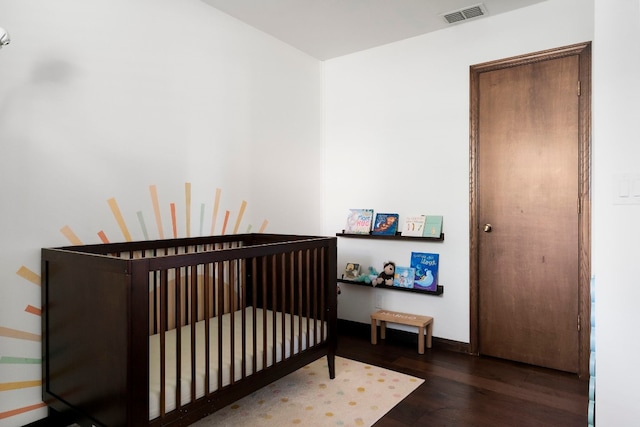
[327,353,336,379]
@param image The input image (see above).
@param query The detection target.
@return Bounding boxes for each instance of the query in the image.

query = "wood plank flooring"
[336,327,589,427]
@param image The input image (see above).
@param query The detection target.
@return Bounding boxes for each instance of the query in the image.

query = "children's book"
[343,262,360,280]
[344,209,374,234]
[393,266,415,288]
[401,214,426,237]
[371,213,399,235]
[424,215,443,238]
[410,252,439,291]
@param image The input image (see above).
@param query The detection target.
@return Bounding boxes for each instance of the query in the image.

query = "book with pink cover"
[344,209,374,234]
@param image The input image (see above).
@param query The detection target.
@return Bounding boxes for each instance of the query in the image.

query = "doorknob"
[483,224,492,232]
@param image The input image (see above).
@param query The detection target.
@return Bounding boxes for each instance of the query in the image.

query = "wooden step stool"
[370,309,434,354]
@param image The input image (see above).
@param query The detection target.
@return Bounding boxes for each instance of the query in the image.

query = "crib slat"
[283,253,288,359]
[217,260,224,391]
[159,270,168,418]
[229,261,236,385]
[190,263,197,403]
[312,248,318,346]
[204,262,211,397]
[274,254,280,366]
[262,257,270,370]
[306,249,311,349]
[289,251,296,359]
[239,257,247,380]
[174,266,182,413]
[297,250,303,353]
[319,248,324,342]
[250,257,258,376]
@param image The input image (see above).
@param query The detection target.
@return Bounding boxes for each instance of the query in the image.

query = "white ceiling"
[200,0,547,60]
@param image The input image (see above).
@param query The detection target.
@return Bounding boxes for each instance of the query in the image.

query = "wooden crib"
[41,233,337,426]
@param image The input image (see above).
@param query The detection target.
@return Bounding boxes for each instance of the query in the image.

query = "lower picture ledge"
[337,278,444,295]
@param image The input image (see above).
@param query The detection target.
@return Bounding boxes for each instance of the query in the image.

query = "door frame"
[469,42,592,378]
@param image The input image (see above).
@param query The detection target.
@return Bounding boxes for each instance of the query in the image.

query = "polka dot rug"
[190,356,424,427]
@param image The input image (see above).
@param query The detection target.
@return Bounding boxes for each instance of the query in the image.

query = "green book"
[423,215,443,238]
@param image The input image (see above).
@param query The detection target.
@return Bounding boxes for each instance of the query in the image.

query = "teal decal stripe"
[0,356,41,364]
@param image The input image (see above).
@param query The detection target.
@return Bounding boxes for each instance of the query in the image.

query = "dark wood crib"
[41,233,337,426]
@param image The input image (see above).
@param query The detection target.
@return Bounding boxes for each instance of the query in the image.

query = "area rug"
[191,356,424,427]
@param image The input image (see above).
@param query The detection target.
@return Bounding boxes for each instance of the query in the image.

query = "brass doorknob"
[483,224,492,232]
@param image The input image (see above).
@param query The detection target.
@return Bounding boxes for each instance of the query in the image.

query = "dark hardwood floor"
[336,325,589,427]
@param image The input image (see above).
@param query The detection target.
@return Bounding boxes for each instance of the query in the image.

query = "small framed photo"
[344,262,361,280]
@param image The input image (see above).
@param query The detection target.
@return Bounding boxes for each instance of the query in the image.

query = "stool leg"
[418,326,425,354]
[426,321,433,349]
[380,321,386,340]
[371,319,377,345]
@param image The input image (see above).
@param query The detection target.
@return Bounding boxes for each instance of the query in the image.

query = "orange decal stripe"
[150,185,164,239]
[16,266,40,286]
[0,402,47,420]
[170,203,177,238]
[60,225,83,245]
[233,201,247,234]
[211,188,221,235]
[0,326,40,342]
[107,198,132,241]
[185,182,191,237]
[24,305,41,316]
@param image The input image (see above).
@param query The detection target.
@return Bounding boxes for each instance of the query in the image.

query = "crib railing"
[145,242,330,420]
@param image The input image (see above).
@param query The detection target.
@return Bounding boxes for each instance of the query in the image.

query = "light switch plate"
[613,173,640,205]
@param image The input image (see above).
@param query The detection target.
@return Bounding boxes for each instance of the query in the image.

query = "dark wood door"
[470,44,591,374]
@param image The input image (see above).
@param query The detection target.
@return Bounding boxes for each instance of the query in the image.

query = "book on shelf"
[410,252,439,292]
[344,209,374,234]
[393,266,415,288]
[343,262,361,280]
[424,215,443,238]
[371,213,399,236]
[401,214,426,237]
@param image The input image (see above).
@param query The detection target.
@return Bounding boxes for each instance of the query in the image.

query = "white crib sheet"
[148,308,327,420]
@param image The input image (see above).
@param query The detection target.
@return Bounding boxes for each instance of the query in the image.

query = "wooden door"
[469,44,591,375]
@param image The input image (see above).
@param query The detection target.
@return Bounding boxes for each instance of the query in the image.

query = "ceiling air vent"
[442,3,488,24]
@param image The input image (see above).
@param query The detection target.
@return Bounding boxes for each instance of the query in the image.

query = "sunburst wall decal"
[0,183,267,423]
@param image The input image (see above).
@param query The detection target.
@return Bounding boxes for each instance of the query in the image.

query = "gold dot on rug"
[281,398,289,403]
[230,404,240,410]
[305,405,314,411]
[349,401,357,406]
[378,378,385,382]
[292,419,302,424]
[357,387,365,392]
[325,412,334,417]
[355,418,365,426]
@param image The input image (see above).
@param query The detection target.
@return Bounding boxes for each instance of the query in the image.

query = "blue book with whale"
[410,252,439,291]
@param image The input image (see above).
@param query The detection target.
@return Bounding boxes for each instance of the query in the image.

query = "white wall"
[322,0,594,343]
[593,0,640,425]
[0,1,323,425]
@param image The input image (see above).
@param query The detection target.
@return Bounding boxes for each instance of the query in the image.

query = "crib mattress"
[148,308,326,420]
